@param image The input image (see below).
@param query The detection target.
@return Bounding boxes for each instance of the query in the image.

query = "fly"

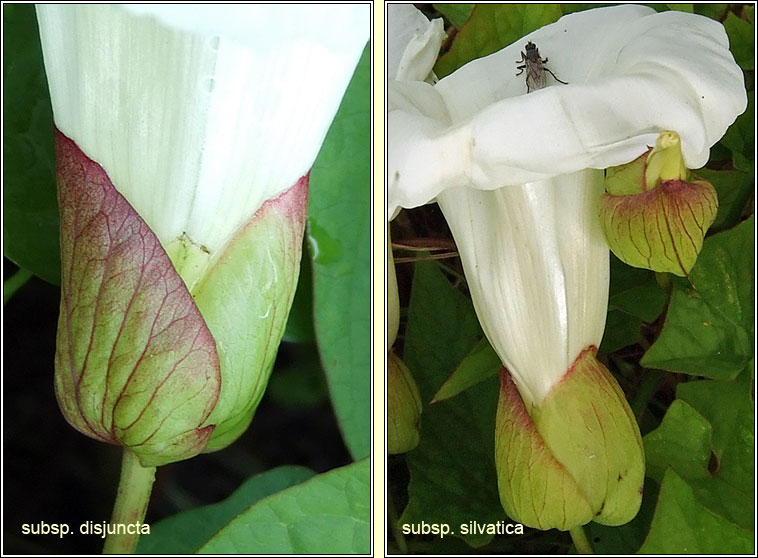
[515,41,568,93]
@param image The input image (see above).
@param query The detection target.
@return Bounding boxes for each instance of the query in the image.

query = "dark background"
[2,260,350,555]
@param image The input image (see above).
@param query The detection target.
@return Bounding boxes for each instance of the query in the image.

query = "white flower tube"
[38,4,367,255]
[438,171,608,410]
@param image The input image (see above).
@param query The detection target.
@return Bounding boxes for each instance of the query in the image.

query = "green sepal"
[495,366,594,531]
[534,347,644,526]
[601,131,718,276]
[599,176,718,276]
[495,347,644,530]
[604,149,648,196]
[193,175,308,452]
[387,350,422,454]
[53,129,220,468]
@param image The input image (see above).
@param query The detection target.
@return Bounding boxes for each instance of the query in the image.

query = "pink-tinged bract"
[54,129,221,467]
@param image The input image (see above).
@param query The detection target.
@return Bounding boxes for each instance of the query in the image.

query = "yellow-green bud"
[599,131,717,276]
[388,351,422,454]
[495,346,644,530]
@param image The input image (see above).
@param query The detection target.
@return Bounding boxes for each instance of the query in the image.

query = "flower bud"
[599,131,718,276]
[54,131,221,468]
[388,351,422,454]
[495,346,644,530]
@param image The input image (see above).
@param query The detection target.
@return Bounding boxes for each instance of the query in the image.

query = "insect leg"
[545,68,568,85]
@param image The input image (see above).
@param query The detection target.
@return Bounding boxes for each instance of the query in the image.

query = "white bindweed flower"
[39,4,369,466]
[389,3,745,412]
[388,4,746,530]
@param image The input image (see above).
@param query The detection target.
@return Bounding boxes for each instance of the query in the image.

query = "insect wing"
[526,63,547,92]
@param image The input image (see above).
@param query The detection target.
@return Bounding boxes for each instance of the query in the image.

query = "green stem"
[3,267,33,304]
[103,449,156,554]
[569,525,593,554]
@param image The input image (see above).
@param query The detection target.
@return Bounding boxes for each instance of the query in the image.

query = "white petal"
[387,4,445,81]
[437,170,608,409]
[388,81,462,218]
[37,4,368,252]
[389,5,746,211]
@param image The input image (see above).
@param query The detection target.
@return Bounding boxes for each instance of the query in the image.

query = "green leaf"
[724,10,754,70]
[2,4,60,285]
[643,400,712,483]
[638,468,753,554]
[692,4,727,20]
[696,168,753,232]
[431,336,500,402]
[308,44,370,460]
[641,217,754,378]
[599,309,642,354]
[403,262,484,393]
[198,459,370,554]
[608,255,667,322]
[282,243,315,344]
[639,368,754,549]
[599,255,667,353]
[137,466,315,554]
[3,266,33,304]
[560,4,614,15]
[401,261,503,547]
[267,343,329,410]
[433,3,474,28]
[676,369,754,530]
[641,289,750,378]
[719,90,754,173]
[687,218,754,337]
[434,4,563,78]
[665,4,693,13]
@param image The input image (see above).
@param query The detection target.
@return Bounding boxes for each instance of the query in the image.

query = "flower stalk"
[102,450,155,554]
[569,525,594,554]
